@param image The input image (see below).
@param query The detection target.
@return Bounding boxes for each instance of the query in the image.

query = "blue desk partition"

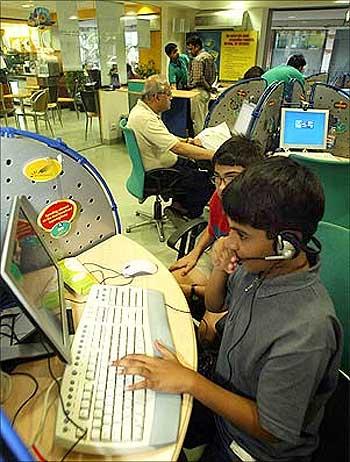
[161,96,193,138]
[0,127,121,259]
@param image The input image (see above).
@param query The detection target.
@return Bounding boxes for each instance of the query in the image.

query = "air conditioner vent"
[195,10,245,30]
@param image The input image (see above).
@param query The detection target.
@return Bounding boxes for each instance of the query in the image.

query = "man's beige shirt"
[127,99,178,171]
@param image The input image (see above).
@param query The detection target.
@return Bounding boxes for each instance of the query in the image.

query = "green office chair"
[312,221,349,462]
[119,118,184,242]
[316,221,349,374]
[290,154,350,228]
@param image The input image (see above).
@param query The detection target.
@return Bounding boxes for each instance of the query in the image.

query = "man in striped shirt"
[186,35,216,135]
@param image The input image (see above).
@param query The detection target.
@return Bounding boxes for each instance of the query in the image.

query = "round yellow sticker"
[23,158,62,182]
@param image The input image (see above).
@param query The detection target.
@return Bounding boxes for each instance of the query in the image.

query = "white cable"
[31,377,62,446]
[0,370,12,404]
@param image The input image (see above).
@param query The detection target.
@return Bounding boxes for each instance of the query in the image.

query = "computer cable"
[0,329,21,344]
[41,340,87,462]
[31,376,62,446]
[64,298,86,305]
[10,372,39,427]
[165,302,192,314]
[82,261,123,277]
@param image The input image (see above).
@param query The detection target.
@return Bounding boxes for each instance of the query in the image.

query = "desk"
[162,89,200,138]
[3,235,196,461]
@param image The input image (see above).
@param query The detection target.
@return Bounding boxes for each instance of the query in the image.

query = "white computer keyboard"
[55,284,181,455]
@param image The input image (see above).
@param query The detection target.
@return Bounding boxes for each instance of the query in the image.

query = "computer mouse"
[121,259,158,278]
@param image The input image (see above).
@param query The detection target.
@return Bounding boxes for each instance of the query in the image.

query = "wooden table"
[3,235,197,461]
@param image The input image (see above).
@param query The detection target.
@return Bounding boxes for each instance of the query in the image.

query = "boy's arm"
[169,227,214,275]
[205,236,238,312]
[117,342,276,443]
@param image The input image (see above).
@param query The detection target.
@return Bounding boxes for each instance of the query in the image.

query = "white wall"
[161,6,196,77]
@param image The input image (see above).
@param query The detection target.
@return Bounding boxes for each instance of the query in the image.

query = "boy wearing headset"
[116,157,343,462]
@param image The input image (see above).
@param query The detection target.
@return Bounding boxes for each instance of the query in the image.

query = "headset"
[240,231,322,262]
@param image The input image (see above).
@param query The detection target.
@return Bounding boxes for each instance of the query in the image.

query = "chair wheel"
[126,227,131,233]
[135,211,141,217]
[159,236,165,242]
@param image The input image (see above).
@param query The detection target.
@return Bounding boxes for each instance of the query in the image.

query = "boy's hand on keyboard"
[114,340,195,394]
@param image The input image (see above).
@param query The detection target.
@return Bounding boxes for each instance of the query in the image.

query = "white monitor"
[0,196,71,364]
[280,107,329,151]
[233,101,256,136]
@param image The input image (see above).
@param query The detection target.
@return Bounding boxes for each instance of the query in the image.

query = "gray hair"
[142,75,169,101]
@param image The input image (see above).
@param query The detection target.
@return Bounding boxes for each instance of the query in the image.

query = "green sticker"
[10,262,23,282]
[50,221,71,239]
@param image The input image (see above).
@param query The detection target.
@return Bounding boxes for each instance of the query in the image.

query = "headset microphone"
[237,233,321,263]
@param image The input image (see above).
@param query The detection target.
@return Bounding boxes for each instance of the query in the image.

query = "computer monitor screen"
[233,101,255,136]
[280,108,329,150]
[0,196,71,364]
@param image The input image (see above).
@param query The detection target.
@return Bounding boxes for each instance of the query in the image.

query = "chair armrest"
[167,218,208,259]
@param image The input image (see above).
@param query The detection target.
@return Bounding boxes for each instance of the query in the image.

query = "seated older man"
[127,75,215,218]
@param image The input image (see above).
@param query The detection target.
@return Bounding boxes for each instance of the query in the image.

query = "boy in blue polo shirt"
[116,157,343,462]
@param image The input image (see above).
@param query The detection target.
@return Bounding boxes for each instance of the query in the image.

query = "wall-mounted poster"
[220,31,258,81]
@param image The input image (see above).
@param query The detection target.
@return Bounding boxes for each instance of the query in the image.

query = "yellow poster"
[220,31,258,81]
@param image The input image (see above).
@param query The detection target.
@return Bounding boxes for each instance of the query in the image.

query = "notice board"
[220,31,258,81]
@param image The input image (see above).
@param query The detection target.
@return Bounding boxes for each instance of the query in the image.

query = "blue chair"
[290,154,350,228]
[119,118,184,242]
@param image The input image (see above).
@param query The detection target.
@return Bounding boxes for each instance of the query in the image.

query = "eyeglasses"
[210,173,239,187]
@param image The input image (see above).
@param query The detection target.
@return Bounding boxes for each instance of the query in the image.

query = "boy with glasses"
[170,135,265,307]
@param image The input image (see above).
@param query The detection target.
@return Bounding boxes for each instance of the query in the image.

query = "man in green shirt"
[165,42,190,90]
[262,54,306,89]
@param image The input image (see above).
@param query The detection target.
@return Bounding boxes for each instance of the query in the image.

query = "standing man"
[262,54,306,89]
[186,35,216,135]
[165,42,189,90]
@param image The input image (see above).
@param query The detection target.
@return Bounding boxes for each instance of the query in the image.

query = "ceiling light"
[334,0,350,4]
[288,16,297,19]
[21,3,33,7]
[69,15,78,20]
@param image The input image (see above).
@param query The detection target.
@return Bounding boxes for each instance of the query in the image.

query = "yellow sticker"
[23,158,62,182]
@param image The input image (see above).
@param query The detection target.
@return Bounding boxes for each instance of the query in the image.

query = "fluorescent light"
[21,3,33,7]
[334,0,350,4]
[288,15,297,19]
[69,15,78,20]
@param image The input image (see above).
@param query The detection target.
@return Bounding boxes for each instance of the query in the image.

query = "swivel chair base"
[125,196,167,242]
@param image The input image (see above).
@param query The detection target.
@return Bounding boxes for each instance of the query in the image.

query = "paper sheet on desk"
[196,122,232,151]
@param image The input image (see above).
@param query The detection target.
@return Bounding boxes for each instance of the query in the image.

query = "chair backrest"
[119,118,145,200]
[0,83,14,111]
[80,90,99,115]
[48,85,58,103]
[204,78,267,132]
[289,154,350,228]
[31,89,49,112]
[167,218,208,260]
[315,221,349,374]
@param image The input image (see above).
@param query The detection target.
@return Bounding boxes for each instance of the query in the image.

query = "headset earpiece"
[274,231,300,260]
